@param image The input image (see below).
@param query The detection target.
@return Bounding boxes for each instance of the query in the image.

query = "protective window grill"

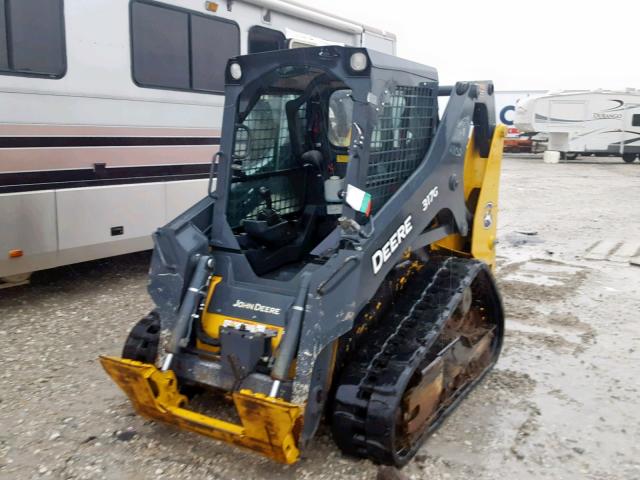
[227,173,307,228]
[366,84,438,214]
[227,94,307,228]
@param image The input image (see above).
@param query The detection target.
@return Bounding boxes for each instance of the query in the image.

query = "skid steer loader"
[101,46,506,466]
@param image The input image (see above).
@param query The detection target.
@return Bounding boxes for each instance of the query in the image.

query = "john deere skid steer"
[101,46,505,466]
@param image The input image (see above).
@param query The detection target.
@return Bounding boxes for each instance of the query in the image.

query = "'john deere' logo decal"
[232,300,281,315]
[372,216,413,275]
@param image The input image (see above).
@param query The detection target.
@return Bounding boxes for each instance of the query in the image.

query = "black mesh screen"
[227,94,307,228]
[366,84,438,214]
[226,172,307,228]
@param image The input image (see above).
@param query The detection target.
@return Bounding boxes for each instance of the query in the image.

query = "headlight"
[229,62,242,80]
[349,52,368,72]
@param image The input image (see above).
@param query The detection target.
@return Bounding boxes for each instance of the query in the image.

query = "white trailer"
[0,0,395,284]
[514,89,640,162]
[494,90,546,127]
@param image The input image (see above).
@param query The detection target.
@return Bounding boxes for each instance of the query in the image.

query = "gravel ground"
[1,155,640,480]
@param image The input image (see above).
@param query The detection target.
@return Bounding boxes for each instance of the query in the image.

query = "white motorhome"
[0,0,395,284]
[514,89,640,162]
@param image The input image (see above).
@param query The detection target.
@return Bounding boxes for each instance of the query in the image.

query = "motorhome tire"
[622,154,637,163]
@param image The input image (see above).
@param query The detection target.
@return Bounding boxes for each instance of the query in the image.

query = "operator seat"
[240,148,332,275]
[241,187,297,247]
[241,148,327,247]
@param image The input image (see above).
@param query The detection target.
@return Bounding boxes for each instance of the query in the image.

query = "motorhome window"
[0,1,6,70]
[227,94,307,228]
[366,84,438,214]
[248,26,286,53]
[191,15,239,92]
[131,2,190,90]
[0,0,66,78]
[131,0,239,93]
[328,89,354,147]
[633,114,640,127]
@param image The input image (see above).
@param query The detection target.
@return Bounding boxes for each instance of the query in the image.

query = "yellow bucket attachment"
[100,356,303,464]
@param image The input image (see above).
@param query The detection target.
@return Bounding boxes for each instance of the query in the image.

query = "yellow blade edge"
[99,355,303,464]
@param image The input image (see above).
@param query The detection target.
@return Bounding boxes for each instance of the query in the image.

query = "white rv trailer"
[0,0,395,283]
[494,90,546,127]
[514,89,640,162]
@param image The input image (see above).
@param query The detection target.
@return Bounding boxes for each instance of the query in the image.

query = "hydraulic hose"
[162,254,214,371]
[270,273,311,391]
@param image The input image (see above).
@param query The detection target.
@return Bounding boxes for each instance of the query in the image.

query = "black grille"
[366,84,438,214]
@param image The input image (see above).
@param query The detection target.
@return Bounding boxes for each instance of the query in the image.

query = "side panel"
[0,190,57,258]
[582,129,625,152]
[549,100,588,124]
[0,141,218,175]
[0,179,210,277]
[0,237,152,279]
[165,178,212,220]
[56,183,166,250]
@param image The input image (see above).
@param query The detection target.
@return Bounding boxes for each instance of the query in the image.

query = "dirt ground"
[1,155,639,480]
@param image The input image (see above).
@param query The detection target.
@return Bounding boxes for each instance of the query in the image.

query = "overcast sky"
[315,0,640,91]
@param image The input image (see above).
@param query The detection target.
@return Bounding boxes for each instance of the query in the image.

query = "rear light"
[8,249,23,258]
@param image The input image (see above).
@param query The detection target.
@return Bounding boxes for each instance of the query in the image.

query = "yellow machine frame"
[433,124,506,270]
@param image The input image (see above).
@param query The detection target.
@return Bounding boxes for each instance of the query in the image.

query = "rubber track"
[332,256,500,466]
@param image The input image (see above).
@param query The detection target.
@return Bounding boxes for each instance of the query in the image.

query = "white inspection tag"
[345,184,372,216]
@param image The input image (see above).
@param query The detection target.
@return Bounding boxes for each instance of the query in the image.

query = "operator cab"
[225,65,353,275]
[214,47,439,278]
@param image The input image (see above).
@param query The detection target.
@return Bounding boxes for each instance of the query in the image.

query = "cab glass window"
[228,93,307,227]
[328,89,353,147]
